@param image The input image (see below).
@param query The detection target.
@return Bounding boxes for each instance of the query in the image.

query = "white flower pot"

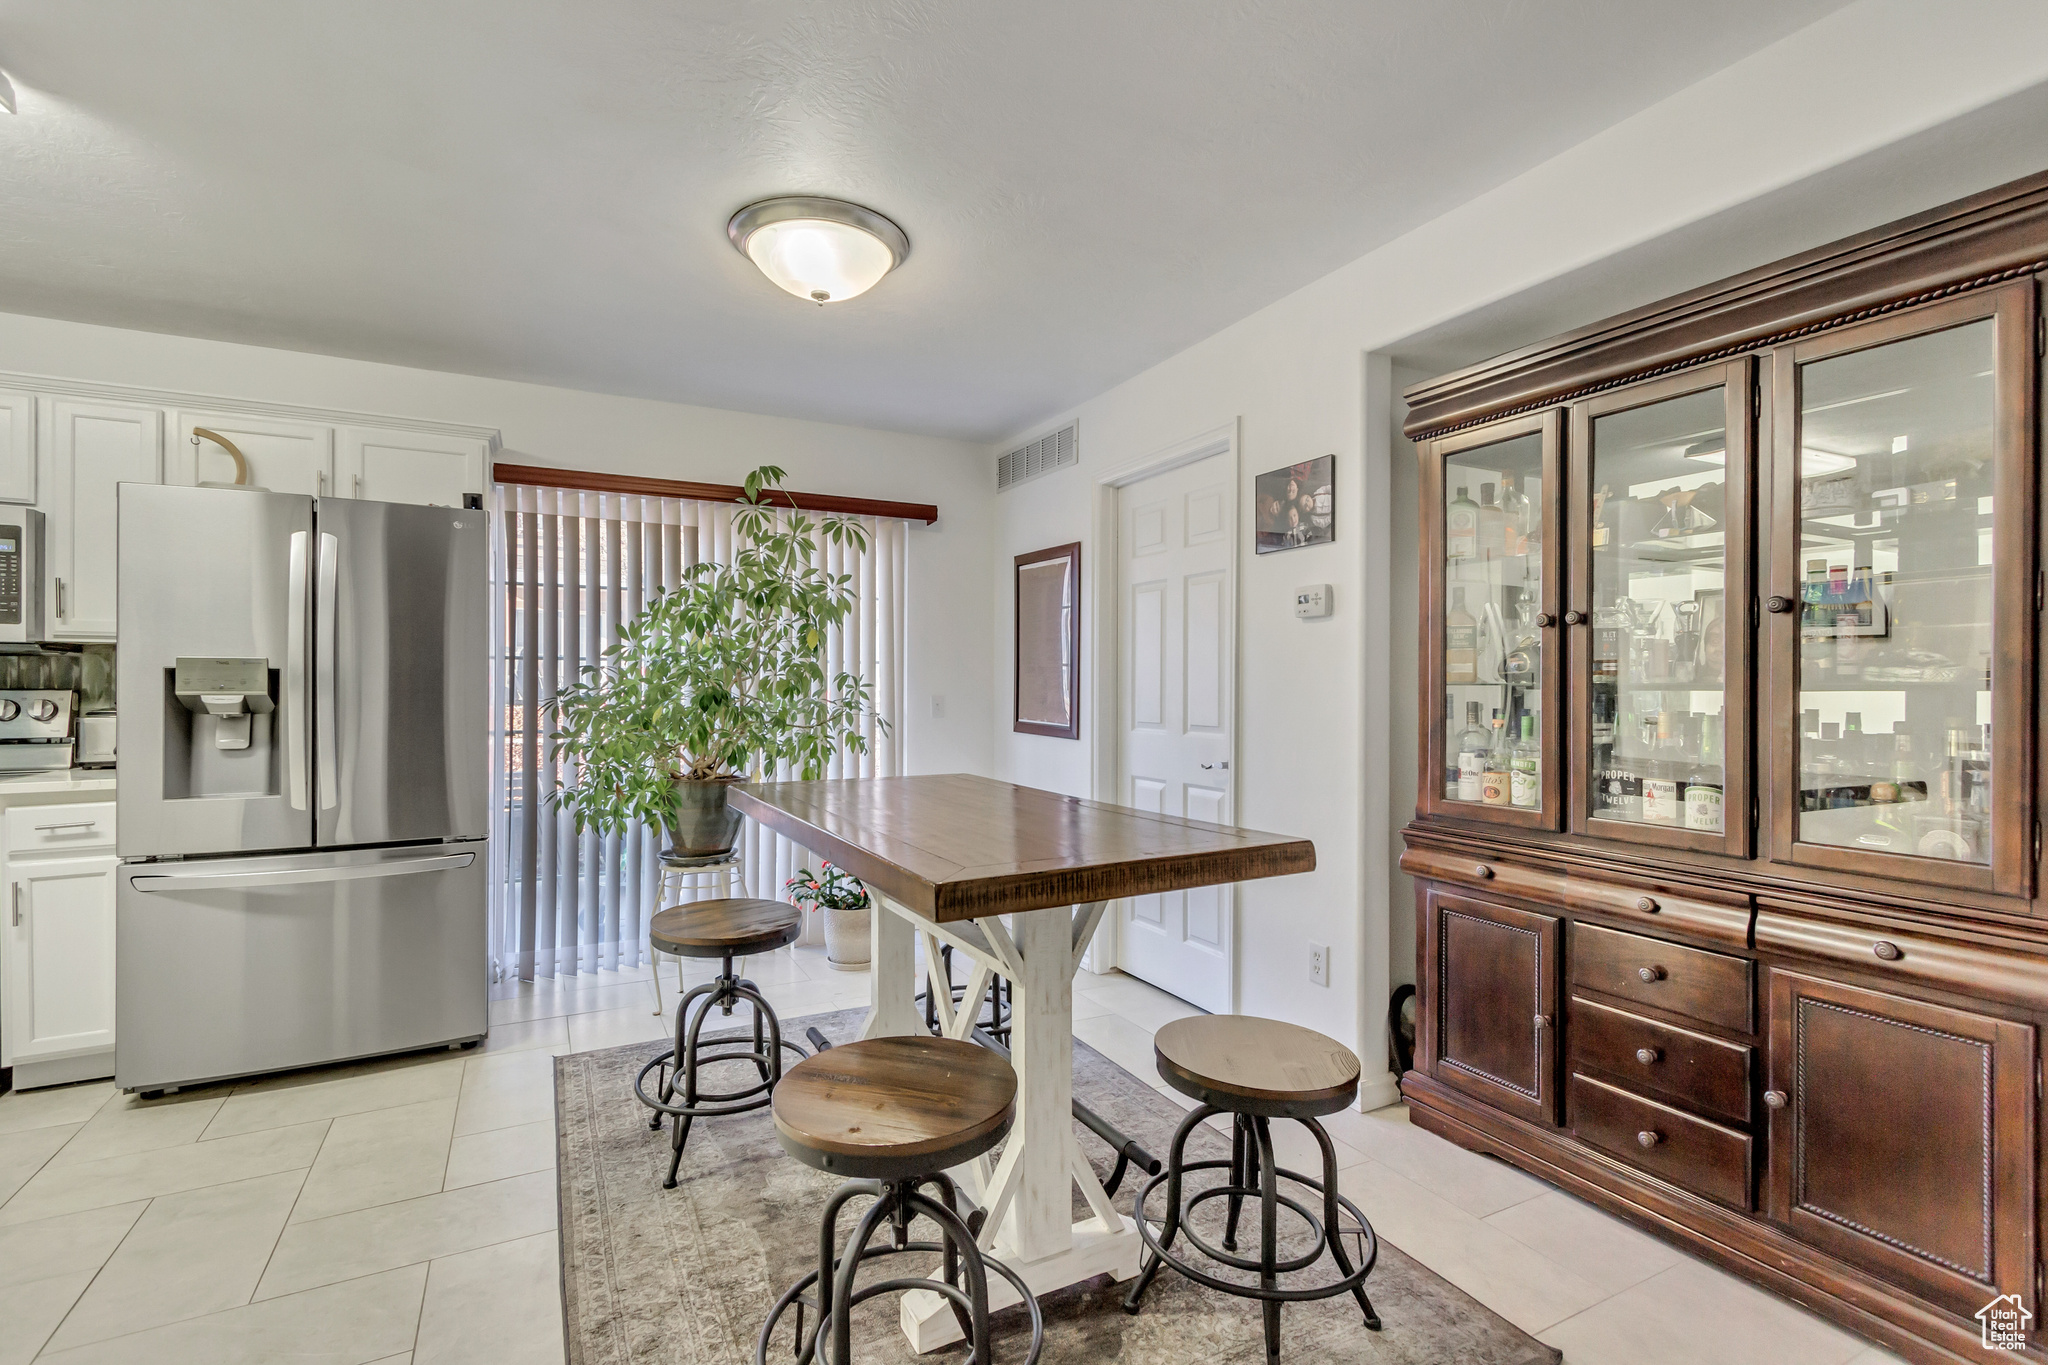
[821,903,873,971]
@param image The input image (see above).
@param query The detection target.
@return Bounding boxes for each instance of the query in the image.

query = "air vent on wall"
[996,423,1078,491]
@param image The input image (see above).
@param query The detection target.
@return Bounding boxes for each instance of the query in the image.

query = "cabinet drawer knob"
[1533,1014,1551,1030]
[1472,863,1493,880]
[1635,1047,1661,1065]
[1764,1090,1788,1109]
[1765,595,1795,614]
[1563,610,1585,626]
[1872,940,1901,961]
[1635,896,1658,913]
[1637,965,1665,983]
[1636,1130,1661,1149]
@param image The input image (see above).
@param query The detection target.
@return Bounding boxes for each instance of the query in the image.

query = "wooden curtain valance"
[493,462,939,524]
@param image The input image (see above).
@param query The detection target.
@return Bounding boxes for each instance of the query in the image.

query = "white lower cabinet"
[2,800,118,1084]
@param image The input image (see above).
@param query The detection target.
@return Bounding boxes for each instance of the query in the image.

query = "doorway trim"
[1084,419,1241,998]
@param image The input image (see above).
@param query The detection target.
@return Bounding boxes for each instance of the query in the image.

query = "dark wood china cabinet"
[1402,170,2048,1365]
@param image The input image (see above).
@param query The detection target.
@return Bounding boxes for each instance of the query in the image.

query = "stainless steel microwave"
[0,510,43,645]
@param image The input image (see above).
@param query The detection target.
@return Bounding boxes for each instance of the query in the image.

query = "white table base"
[864,890,1144,1353]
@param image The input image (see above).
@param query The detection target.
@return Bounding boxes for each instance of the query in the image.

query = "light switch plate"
[1294,584,1332,619]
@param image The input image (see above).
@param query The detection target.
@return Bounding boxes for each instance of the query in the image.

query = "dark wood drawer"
[1564,876,1750,952]
[1573,922,1753,1034]
[1567,996,1751,1126]
[1400,847,1565,907]
[1570,1072,1752,1209]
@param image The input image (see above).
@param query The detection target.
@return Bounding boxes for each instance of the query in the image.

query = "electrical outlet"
[1308,942,1329,987]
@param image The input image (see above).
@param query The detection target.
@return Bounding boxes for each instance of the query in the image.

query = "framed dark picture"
[1015,542,1081,739]
[1255,454,1334,553]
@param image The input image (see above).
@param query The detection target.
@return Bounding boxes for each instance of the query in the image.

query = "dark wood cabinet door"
[1425,888,1560,1125]
[1766,968,2036,1320]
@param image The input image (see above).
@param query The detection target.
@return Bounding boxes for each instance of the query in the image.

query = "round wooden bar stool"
[633,898,807,1189]
[755,1036,1044,1365]
[645,850,749,1017]
[1123,1015,1381,1363]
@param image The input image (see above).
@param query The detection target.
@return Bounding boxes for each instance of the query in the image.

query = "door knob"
[1637,965,1665,982]
[1535,613,1556,628]
[1563,610,1585,626]
[1533,1014,1551,1029]
[1765,595,1795,614]
[1636,1047,1661,1065]
[1636,1130,1661,1149]
[1764,1090,1788,1109]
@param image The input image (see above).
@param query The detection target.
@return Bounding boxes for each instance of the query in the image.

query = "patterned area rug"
[556,1008,1561,1365]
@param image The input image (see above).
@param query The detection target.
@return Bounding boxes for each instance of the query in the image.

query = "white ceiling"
[0,1,1850,442]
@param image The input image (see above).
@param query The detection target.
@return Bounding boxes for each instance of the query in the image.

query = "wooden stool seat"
[772,1036,1016,1179]
[649,898,801,959]
[1154,1015,1361,1118]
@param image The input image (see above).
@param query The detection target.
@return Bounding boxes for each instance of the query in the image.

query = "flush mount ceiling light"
[727,196,909,305]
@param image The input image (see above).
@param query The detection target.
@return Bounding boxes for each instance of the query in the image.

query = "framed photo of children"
[1255,455,1333,553]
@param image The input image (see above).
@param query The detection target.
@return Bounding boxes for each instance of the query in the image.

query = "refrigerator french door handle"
[315,531,339,812]
[127,851,476,894]
[286,530,309,811]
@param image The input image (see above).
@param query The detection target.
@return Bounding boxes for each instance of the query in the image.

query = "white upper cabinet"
[0,390,35,505]
[171,411,335,496]
[339,426,486,507]
[44,398,164,640]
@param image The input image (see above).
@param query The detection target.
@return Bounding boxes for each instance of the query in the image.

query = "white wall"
[0,308,994,778]
[989,0,2048,1109]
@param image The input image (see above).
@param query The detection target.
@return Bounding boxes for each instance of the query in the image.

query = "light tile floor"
[0,948,1910,1364]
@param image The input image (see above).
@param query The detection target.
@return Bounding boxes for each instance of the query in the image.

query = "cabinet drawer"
[1570,1072,1751,1209]
[1401,847,1565,907]
[1568,996,1751,1126]
[6,802,116,854]
[1573,922,1752,1033]
[1563,876,1750,952]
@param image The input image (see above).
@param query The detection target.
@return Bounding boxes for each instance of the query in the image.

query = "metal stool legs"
[647,855,747,1017]
[1124,1103,1381,1364]
[755,1172,1044,1365]
[633,951,806,1188]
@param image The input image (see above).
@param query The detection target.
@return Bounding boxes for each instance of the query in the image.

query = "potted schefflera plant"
[784,861,873,970]
[548,465,888,863]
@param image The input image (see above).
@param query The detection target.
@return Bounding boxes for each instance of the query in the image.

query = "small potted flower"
[785,861,872,971]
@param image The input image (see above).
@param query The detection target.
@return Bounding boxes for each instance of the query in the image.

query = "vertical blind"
[488,482,908,982]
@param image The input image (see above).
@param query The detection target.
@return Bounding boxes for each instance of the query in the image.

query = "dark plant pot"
[666,776,744,859]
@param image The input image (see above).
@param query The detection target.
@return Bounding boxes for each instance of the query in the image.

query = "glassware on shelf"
[1793,319,1995,865]
[1511,714,1540,808]
[1502,601,1541,684]
[1482,710,1512,806]
[1478,483,1504,562]
[1447,485,1479,561]
[1499,475,1533,557]
[1456,702,1489,803]
[1446,587,1477,685]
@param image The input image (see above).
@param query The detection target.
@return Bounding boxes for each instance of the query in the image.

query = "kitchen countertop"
[0,770,116,797]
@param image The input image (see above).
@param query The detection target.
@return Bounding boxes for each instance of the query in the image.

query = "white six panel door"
[1117,450,1235,1012]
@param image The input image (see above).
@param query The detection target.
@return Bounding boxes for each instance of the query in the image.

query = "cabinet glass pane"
[1442,433,1543,810]
[1795,320,1995,865]
[1589,387,1730,833]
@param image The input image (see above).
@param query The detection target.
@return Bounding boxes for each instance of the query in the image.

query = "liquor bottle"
[1445,587,1477,684]
[1446,485,1479,561]
[1510,714,1540,808]
[1482,710,1512,806]
[1456,702,1488,803]
[1499,474,1532,557]
[1590,484,1611,549]
[1443,690,1459,799]
[1641,709,1681,825]
[1685,715,1725,832]
[1592,602,1621,682]
[1478,483,1505,563]
[1602,707,1643,821]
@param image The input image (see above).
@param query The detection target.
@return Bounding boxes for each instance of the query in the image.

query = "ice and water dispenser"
[163,656,278,798]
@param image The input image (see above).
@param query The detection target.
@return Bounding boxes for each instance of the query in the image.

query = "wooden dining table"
[732,773,1315,1351]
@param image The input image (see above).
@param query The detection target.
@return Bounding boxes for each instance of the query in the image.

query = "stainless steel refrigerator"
[115,484,489,1094]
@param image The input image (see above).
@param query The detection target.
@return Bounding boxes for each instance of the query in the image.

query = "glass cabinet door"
[1569,362,1753,854]
[1766,284,2035,895]
[1422,410,1562,829]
